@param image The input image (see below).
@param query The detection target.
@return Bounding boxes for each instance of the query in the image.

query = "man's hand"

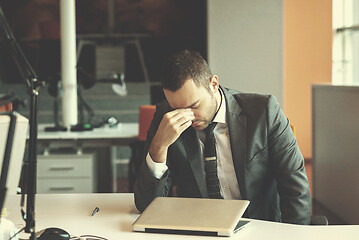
[149,109,194,163]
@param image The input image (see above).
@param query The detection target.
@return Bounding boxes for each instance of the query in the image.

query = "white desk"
[37,123,138,140]
[35,123,139,193]
[36,123,139,152]
[4,194,359,240]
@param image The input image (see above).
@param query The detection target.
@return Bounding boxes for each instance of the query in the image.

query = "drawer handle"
[49,187,75,191]
[49,167,75,171]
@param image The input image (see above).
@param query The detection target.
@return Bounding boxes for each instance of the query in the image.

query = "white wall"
[207,0,283,105]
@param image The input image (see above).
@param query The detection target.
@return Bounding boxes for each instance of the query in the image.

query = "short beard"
[204,91,218,129]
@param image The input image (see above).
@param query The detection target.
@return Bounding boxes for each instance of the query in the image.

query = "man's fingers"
[152,108,194,151]
[178,119,193,133]
[163,109,194,127]
[157,108,195,141]
[165,108,193,119]
[173,114,194,127]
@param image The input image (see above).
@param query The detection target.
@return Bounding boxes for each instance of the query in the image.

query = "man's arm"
[266,95,311,225]
[149,108,194,163]
[134,105,194,212]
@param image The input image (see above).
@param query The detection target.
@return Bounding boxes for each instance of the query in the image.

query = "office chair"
[128,105,156,192]
[290,123,328,225]
[0,94,13,112]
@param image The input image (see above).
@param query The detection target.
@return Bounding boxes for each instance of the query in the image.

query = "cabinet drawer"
[37,178,93,193]
[38,154,93,178]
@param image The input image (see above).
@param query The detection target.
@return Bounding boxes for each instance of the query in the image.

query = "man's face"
[164,78,220,130]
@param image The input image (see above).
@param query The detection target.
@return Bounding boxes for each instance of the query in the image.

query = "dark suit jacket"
[134,86,311,225]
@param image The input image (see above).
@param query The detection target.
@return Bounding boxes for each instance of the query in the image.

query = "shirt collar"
[212,88,226,124]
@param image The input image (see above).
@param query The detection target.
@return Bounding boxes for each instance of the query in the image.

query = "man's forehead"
[164,92,200,109]
[163,79,204,108]
[167,96,200,110]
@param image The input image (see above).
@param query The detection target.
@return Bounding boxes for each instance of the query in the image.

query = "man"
[134,50,311,225]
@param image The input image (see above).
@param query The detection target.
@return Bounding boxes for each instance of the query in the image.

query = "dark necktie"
[204,122,223,199]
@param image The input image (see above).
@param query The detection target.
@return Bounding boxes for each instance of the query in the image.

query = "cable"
[70,235,108,240]
[8,226,25,240]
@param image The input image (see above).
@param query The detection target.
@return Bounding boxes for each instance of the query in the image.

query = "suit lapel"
[181,128,208,197]
[179,87,247,199]
[222,87,247,199]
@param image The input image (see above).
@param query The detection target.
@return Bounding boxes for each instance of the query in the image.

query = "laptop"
[132,197,250,237]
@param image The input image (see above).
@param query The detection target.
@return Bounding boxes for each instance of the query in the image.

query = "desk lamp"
[41,40,127,132]
[71,38,126,131]
[71,66,127,132]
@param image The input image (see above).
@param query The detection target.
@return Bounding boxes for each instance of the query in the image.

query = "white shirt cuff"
[146,152,168,179]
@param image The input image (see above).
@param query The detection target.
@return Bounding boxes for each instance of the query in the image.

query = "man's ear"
[209,75,219,92]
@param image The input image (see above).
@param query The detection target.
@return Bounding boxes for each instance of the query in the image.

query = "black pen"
[91,207,99,216]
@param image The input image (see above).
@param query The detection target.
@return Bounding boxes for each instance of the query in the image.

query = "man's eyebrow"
[185,100,200,109]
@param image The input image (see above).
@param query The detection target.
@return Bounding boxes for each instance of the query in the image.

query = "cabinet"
[312,84,359,224]
[37,154,95,193]
[34,123,138,193]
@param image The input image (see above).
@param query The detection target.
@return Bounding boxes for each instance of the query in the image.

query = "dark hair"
[161,49,212,91]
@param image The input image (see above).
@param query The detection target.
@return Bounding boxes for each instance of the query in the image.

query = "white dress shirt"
[146,89,241,199]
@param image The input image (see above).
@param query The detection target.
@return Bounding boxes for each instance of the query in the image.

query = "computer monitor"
[0,113,28,203]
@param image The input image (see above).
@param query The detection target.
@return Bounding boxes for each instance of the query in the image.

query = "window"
[332,0,359,85]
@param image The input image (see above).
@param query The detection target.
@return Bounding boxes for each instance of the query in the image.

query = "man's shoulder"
[222,87,282,119]
[155,99,171,111]
[152,100,173,120]
[222,86,274,106]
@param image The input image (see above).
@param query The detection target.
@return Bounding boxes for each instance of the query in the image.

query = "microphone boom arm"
[0,5,41,239]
